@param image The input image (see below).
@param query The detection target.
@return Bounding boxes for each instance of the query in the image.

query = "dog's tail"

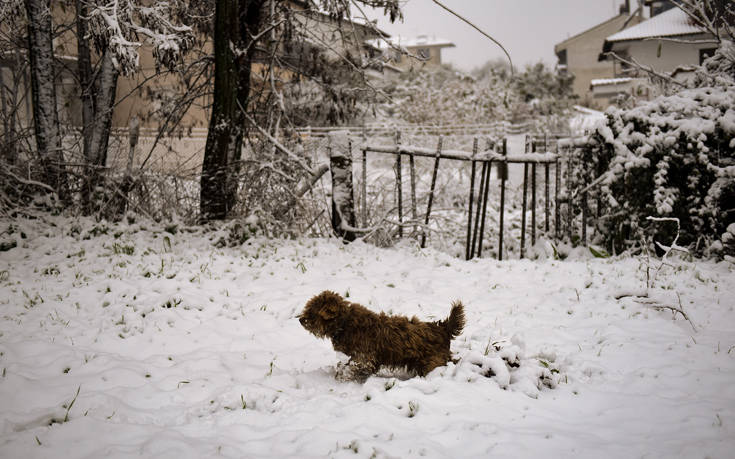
[441,301,465,339]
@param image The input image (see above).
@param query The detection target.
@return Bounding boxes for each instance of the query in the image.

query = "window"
[649,0,676,17]
[417,48,431,59]
[699,48,717,64]
[556,49,567,66]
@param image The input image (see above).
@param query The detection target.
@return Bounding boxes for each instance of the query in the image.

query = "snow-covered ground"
[1,216,734,458]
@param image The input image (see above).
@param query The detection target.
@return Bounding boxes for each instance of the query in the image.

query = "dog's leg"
[418,354,449,377]
[335,358,378,383]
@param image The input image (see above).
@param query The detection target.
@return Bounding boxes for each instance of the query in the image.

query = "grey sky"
[363,0,630,71]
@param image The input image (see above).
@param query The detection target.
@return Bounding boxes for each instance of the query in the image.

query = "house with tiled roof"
[553,2,643,108]
[593,5,717,103]
[368,35,456,72]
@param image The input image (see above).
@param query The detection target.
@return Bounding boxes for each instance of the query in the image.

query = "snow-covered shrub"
[722,223,735,262]
[576,81,734,255]
[692,40,735,87]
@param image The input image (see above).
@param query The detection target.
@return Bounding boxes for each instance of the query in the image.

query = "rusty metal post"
[465,143,477,260]
[477,157,491,258]
[362,148,367,227]
[567,153,573,243]
[521,162,528,258]
[555,144,561,240]
[531,162,537,246]
[409,152,417,236]
[471,141,485,258]
[582,173,588,246]
[498,138,507,261]
[422,136,442,249]
[395,131,403,238]
[545,163,550,233]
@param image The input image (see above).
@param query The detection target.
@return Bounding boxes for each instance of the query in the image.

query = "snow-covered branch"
[673,0,734,42]
[430,0,514,76]
[83,0,194,75]
[603,51,686,87]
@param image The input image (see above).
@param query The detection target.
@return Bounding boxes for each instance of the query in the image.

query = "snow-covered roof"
[554,13,632,51]
[590,77,633,86]
[366,35,455,50]
[605,8,705,42]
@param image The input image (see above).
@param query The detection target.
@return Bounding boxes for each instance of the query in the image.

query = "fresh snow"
[1,216,734,458]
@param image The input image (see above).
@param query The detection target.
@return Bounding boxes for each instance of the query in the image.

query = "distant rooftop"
[554,13,632,51]
[590,77,634,86]
[605,7,705,42]
[366,35,455,50]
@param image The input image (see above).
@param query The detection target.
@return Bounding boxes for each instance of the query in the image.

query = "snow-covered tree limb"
[430,0,514,76]
[603,51,686,87]
[83,0,195,75]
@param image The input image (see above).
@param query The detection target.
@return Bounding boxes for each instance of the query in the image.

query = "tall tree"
[76,0,119,211]
[200,0,263,222]
[74,0,194,213]
[24,0,67,200]
[200,0,402,222]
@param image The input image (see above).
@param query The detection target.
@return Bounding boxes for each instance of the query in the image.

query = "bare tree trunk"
[75,0,94,160]
[0,67,15,164]
[87,52,118,169]
[200,0,263,222]
[25,0,67,200]
[76,0,120,213]
[200,0,242,222]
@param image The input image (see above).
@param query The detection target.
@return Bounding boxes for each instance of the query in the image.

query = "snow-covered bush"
[575,51,734,254]
[720,223,735,262]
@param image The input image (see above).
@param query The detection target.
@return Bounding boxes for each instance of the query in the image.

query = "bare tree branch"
[603,51,686,87]
[430,0,514,76]
[241,108,316,178]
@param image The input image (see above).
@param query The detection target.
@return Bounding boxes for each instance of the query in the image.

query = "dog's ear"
[318,301,339,320]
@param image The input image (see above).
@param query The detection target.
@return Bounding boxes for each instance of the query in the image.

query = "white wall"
[623,34,715,73]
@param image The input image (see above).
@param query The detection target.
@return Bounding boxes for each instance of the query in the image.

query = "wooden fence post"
[422,136,442,249]
[329,132,357,242]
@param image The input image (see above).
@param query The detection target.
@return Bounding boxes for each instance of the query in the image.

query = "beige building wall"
[408,45,443,68]
[616,33,715,74]
[388,44,453,72]
[554,14,642,107]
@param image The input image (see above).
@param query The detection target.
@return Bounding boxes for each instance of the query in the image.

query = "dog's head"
[299,290,346,338]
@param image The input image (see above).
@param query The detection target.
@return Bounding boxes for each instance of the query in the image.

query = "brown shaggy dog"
[299,290,465,382]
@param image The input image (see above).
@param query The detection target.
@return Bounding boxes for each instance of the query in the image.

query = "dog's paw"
[335,361,351,382]
[334,360,373,383]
